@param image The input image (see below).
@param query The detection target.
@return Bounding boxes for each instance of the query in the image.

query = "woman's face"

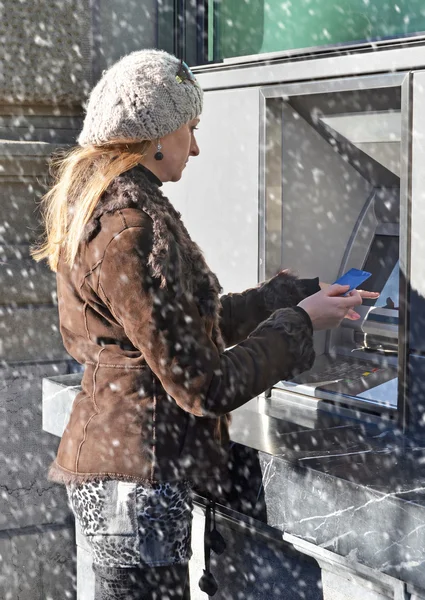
[144,118,200,183]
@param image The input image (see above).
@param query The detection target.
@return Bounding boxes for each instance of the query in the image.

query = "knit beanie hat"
[78,49,203,146]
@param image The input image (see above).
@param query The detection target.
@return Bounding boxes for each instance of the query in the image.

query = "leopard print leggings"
[93,564,190,600]
[67,479,193,568]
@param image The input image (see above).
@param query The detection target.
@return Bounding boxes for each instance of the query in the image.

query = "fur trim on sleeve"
[261,270,306,312]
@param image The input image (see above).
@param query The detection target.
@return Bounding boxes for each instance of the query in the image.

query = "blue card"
[333,268,371,295]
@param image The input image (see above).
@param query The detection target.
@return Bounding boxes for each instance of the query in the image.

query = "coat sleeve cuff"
[262,271,314,312]
[292,306,314,334]
[297,277,321,299]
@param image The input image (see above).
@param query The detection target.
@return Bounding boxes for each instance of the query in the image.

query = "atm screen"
[362,235,399,309]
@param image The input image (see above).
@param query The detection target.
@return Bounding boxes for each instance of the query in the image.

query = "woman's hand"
[319,281,379,321]
[298,284,364,330]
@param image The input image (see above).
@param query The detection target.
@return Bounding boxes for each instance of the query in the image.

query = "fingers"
[326,284,350,297]
[326,285,380,300]
[345,308,361,320]
[339,289,363,307]
[358,290,380,299]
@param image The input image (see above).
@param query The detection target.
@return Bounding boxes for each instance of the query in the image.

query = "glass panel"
[264,83,403,410]
[213,0,425,60]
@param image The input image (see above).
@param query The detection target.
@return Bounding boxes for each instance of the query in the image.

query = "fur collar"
[83,165,225,352]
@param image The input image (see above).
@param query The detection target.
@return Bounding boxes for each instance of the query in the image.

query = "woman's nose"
[190,139,200,157]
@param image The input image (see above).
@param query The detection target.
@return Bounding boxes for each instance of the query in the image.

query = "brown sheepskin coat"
[50,165,317,486]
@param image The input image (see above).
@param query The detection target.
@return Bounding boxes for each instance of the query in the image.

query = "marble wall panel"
[259,453,425,591]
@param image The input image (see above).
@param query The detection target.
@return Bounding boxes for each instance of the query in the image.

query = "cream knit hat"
[78,49,203,146]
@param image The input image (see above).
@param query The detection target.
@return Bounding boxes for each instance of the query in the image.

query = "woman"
[32,50,372,599]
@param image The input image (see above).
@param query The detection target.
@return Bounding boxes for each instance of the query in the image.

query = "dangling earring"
[154,141,163,161]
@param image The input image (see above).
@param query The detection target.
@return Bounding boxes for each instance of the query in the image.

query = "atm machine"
[261,75,406,412]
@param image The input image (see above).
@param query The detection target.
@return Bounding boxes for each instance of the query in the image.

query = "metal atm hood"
[288,87,401,188]
[319,111,401,177]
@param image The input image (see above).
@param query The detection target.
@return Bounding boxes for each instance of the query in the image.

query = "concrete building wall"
[0,3,90,595]
[0,0,92,105]
[94,0,157,76]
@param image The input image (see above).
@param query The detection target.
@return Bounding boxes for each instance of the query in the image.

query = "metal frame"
[194,45,425,91]
[195,0,208,66]
[175,0,186,60]
[258,72,407,280]
[258,72,411,420]
[222,34,425,66]
[398,74,414,433]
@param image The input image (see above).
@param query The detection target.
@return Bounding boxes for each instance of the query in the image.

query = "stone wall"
[0,130,81,368]
[0,0,91,105]
[0,0,91,368]
[1,3,90,599]
[1,373,77,600]
[0,0,88,583]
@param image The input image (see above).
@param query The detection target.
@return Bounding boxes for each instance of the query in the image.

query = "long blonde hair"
[31,139,152,272]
